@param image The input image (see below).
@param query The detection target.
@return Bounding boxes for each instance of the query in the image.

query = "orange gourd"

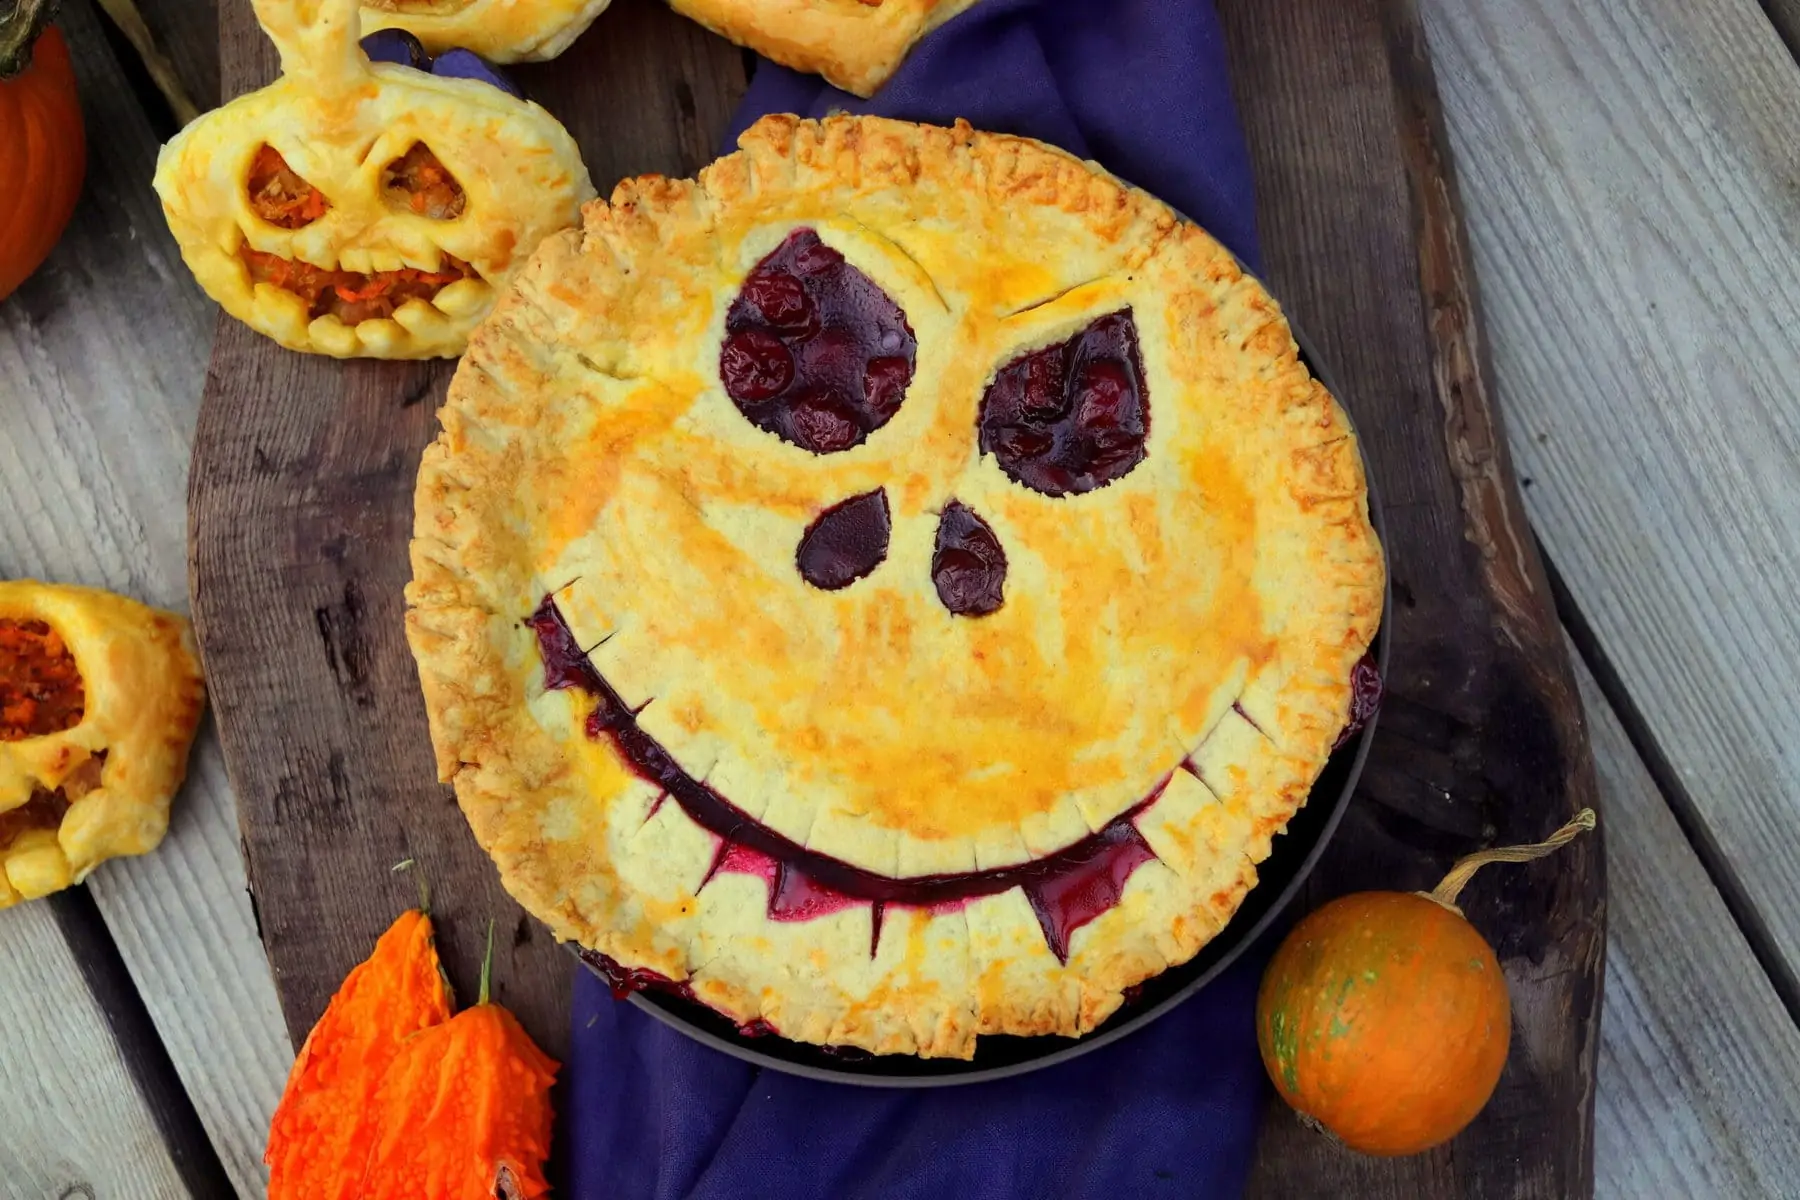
[0,0,85,302]
[1256,809,1595,1156]
[266,908,454,1200]
[361,923,557,1200]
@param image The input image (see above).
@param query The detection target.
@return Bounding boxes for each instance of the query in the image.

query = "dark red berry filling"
[721,229,916,454]
[796,489,891,590]
[932,502,1007,617]
[979,310,1149,496]
[1332,655,1384,751]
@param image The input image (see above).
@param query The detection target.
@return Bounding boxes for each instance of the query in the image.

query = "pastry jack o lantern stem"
[1256,808,1598,1157]
[152,0,593,358]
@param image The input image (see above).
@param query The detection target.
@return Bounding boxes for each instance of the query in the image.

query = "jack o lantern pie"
[406,114,1385,1058]
[153,0,593,359]
[667,0,978,97]
[0,582,206,907]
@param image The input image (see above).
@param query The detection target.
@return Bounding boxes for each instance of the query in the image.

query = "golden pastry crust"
[668,0,980,96]
[359,0,612,62]
[153,0,593,359]
[0,583,206,907]
[407,114,1384,1057]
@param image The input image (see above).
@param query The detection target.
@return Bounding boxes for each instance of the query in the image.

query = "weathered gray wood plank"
[0,903,188,1199]
[0,1,291,1193]
[1581,648,1800,1197]
[1421,0,1800,1000]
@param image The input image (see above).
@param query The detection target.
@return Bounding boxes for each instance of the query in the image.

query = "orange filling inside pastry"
[1,618,84,741]
[247,145,331,230]
[240,246,478,324]
[382,143,467,220]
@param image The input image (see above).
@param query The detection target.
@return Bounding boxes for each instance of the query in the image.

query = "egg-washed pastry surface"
[356,0,612,61]
[406,114,1385,1058]
[669,0,979,96]
[153,0,593,359]
[0,582,206,907]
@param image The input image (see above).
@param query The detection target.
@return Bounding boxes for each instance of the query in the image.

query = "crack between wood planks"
[1758,2,1800,67]
[47,886,237,1200]
[1541,538,1800,1032]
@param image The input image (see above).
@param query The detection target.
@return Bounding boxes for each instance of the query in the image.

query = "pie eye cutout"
[381,142,467,219]
[932,501,1007,616]
[721,228,916,454]
[797,489,891,590]
[246,145,330,229]
[979,309,1150,496]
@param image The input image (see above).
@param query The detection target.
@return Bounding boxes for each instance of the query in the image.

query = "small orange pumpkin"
[0,0,86,302]
[1256,809,1595,1156]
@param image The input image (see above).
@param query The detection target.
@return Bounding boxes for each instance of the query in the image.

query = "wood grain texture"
[1419,0,1800,999]
[192,0,749,1061]
[1218,2,1606,1195]
[1578,648,1800,1197]
[0,903,187,1200]
[0,1,291,1193]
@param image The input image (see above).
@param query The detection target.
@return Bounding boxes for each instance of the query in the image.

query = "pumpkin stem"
[478,917,495,1006]
[0,0,60,80]
[1427,808,1596,912]
[391,857,430,915]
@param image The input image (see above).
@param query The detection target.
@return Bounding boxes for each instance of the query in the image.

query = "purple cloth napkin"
[569,3,1268,1195]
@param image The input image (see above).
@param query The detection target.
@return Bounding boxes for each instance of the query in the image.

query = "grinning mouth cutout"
[239,245,483,326]
[528,597,1167,964]
[239,142,486,329]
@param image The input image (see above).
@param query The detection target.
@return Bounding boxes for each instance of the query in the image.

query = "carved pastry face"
[0,583,205,907]
[356,0,613,62]
[153,0,593,359]
[407,116,1384,1058]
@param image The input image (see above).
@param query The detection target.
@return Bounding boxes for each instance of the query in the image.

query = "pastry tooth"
[430,278,490,318]
[355,318,406,355]
[391,298,452,339]
[369,247,406,274]
[337,247,372,275]
[306,313,358,357]
[402,243,444,274]
[252,284,311,345]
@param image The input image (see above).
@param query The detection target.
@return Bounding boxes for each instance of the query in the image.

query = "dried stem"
[1427,808,1597,913]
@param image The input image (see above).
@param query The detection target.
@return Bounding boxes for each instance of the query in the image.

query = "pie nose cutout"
[796,489,892,590]
[932,501,1007,616]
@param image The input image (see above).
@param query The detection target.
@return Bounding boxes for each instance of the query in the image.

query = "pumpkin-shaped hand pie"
[669,0,979,97]
[152,0,593,359]
[406,115,1385,1058]
[0,582,205,907]
[353,0,611,63]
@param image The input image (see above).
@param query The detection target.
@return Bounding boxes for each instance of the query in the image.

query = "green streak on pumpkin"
[1267,1008,1301,1095]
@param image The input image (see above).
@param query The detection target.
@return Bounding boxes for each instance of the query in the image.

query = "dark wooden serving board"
[189,0,1605,1193]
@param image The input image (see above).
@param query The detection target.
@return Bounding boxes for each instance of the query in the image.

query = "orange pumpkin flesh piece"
[266,908,453,1200]
[1256,891,1510,1157]
[0,8,85,302]
[361,1001,558,1200]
